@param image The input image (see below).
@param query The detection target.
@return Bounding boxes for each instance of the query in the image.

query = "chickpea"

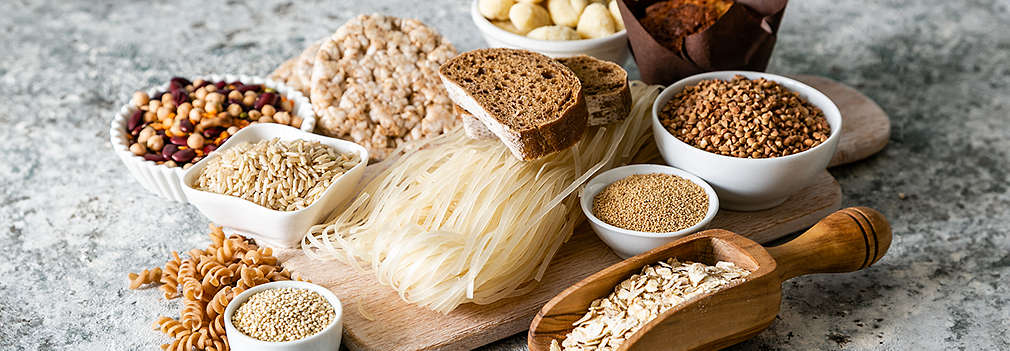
[204,84,217,93]
[272,111,291,125]
[148,100,162,113]
[143,111,157,123]
[162,101,176,111]
[189,107,204,122]
[205,101,222,114]
[187,133,205,149]
[138,126,156,144]
[258,116,275,124]
[193,79,206,88]
[192,98,205,109]
[177,103,192,121]
[161,92,174,105]
[261,105,276,117]
[290,115,303,129]
[164,160,178,168]
[227,103,243,117]
[206,92,224,104]
[156,106,171,121]
[227,90,242,101]
[129,142,147,156]
[195,87,208,100]
[182,163,193,170]
[146,135,165,151]
[248,110,262,120]
[280,99,294,112]
[132,91,150,107]
[226,126,240,135]
[244,90,256,98]
[242,95,257,106]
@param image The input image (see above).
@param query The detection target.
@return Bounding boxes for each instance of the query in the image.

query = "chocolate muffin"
[639,0,734,52]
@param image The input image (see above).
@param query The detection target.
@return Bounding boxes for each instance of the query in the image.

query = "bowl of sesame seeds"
[581,164,719,259]
[224,281,343,351]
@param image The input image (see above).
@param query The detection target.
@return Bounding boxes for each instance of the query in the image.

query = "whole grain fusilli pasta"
[127,224,301,350]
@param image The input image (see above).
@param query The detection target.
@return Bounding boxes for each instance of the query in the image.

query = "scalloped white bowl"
[224,281,343,351]
[180,123,367,248]
[109,74,316,202]
[470,0,630,64]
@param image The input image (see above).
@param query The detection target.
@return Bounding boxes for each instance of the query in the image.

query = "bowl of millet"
[109,74,316,202]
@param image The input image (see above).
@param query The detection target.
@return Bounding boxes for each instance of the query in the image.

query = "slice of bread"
[556,55,632,126]
[439,48,588,160]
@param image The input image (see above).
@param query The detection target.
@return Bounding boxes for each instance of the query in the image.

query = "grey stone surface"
[0,0,1008,350]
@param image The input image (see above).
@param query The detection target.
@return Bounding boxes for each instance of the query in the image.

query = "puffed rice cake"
[309,14,459,161]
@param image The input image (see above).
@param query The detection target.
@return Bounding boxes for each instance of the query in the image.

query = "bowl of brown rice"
[580,164,719,258]
[181,123,367,248]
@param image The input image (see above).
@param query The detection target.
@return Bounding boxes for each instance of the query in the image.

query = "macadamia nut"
[527,25,581,40]
[479,0,515,20]
[576,3,616,39]
[509,2,552,32]
[547,0,588,27]
[493,20,529,35]
[608,0,624,31]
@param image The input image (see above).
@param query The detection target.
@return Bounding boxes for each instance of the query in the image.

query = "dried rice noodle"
[303,82,661,313]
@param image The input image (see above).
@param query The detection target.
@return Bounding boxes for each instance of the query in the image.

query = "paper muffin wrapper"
[617,0,789,85]
[109,74,317,202]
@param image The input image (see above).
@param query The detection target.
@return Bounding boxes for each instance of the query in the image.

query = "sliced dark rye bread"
[439,48,588,160]
[453,55,632,140]
[556,55,632,126]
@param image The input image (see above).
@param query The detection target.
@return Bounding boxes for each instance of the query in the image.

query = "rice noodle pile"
[196,138,360,211]
[302,82,661,313]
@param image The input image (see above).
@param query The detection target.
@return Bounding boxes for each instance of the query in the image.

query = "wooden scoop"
[528,207,891,351]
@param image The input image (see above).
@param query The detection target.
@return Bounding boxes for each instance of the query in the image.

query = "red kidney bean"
[144,153,167,162]
[179,118,194,133]
[171,148,196,163]
[254,92,277,109]
[171,77,191,88]
[203,144,218,154]
[173,89,188,105]
[128,110,143,131]
[156,129,166,136]
[228,98,242,106]
[237,84,261,93]
[170,136,188,146]
[215,81,226,89]
[162,144,179,159]
[202,127,223,139]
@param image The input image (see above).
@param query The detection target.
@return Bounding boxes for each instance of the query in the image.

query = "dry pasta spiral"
[128,267,162,289]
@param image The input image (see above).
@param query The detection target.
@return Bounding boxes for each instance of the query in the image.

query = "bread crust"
[557,55,632,126]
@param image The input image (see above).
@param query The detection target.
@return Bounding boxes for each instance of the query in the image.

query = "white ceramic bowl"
[225,281,343,351]
[650,71,842,211]
[581,164,719,259]
[180,123,367,248]
[470,0,630,64]
[109,74,316,202]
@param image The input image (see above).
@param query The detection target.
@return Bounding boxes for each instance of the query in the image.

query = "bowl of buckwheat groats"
[109,74,316,202]
[651,71,842,211]
[580,164,719,258]
[180,123,367,248]
[224,281,343,351]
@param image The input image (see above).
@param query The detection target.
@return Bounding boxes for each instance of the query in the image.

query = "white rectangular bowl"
[181,123,368,248]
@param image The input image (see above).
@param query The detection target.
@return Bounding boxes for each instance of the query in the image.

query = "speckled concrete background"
[0,0,1008,350]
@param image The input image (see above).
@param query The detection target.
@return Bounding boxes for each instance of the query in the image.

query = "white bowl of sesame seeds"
[581,164,719,259]
[224,281,343,351]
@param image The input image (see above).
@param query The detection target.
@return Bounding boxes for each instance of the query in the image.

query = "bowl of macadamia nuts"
[472,0,630,64]
[109,74,316,202]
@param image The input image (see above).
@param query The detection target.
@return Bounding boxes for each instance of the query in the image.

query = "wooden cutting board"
[275,75,889,351]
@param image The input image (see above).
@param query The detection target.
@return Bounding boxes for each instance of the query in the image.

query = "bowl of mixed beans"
[110,74,316,202]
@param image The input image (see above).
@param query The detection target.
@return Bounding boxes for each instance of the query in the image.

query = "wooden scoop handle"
[766,207,891,281]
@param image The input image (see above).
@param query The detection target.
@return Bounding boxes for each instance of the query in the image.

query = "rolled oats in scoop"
[310,14,459,161]
[233,287,336,342]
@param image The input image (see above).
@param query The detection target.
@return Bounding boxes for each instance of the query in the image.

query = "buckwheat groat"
[310,14,458,161]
